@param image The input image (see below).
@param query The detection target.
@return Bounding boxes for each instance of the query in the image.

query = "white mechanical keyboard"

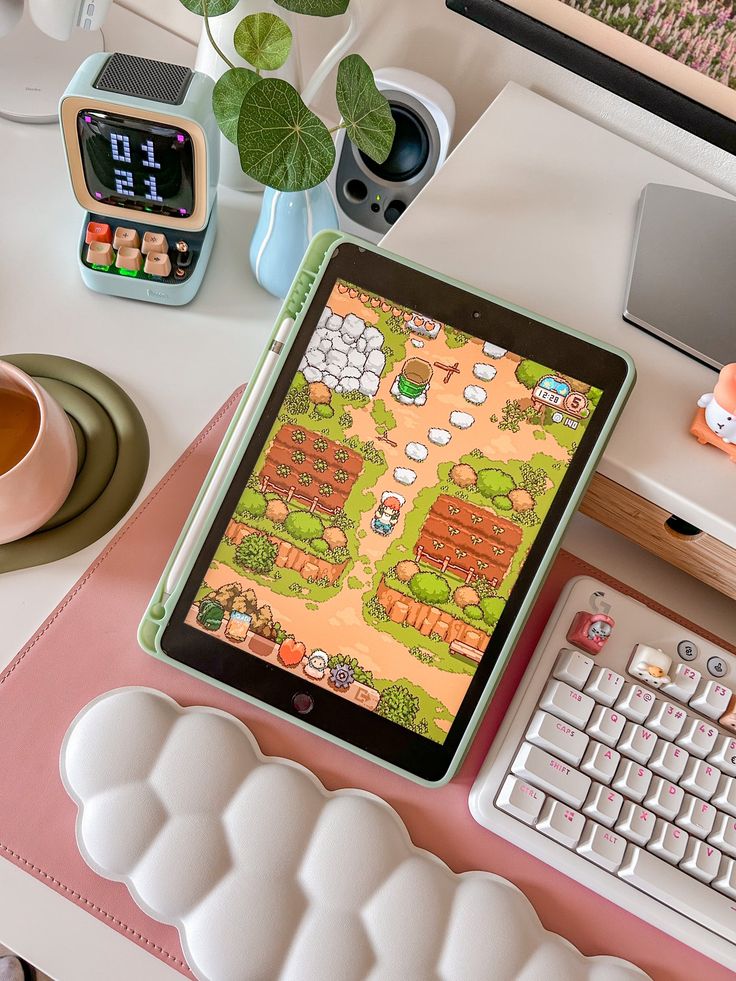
[470,576,736,972]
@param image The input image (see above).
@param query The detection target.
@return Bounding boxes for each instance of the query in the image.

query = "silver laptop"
[624,183,735,369]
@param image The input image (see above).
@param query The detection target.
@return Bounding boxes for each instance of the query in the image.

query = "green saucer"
[0,355,149,574]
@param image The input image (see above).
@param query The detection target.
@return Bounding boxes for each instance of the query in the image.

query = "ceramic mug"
[0,361,77,545]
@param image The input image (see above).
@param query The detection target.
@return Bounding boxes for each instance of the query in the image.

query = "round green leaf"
[212,67,259,144]
[177,0,239,15]
[275,0,349,15]
[237,78,335,192]
[336,54,395,164]
[233,13,292,71]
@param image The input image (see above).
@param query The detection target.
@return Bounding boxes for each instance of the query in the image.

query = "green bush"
[409,571,451,605]
[284,510,324,542]
[464,604,483,620]
[235,532,277,574]
[315,404,334,418]
[515,360,550,390]
[236,488,267,519]
[377,684,420,726]
[492,494,513,511]
[480,596,506,627]
[476,468,515,499]
[312,538,328,555]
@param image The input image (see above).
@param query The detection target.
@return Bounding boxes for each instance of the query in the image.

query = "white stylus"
[162,317,296,602]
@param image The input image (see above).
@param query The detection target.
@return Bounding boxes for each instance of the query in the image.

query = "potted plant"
[179,0,396,298]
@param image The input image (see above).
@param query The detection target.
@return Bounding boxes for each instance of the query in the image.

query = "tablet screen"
[186,279,602,743]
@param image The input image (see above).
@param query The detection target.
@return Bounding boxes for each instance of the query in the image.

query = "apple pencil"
[161,317,296,601]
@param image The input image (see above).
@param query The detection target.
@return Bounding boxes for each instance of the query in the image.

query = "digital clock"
[60,53,220,305]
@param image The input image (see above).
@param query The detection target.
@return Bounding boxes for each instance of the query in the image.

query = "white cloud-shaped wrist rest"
[60,689,647,981]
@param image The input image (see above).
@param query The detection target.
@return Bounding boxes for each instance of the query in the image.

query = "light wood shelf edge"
[580,473,736,600]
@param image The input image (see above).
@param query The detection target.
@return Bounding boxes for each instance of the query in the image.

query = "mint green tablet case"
[139,231,635,785]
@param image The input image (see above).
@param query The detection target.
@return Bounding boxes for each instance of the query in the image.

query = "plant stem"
[203,4,235,70]
[328,124,345,134]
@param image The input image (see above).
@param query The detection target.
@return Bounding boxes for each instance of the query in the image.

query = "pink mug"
[0,361,78,545]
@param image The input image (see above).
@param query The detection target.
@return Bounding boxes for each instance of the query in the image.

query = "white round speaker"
[330,67,455,242]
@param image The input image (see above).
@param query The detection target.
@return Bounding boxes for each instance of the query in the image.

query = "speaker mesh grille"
[94,53,192,105]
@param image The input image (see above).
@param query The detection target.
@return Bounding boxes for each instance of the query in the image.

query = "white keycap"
[680,837,721,884]
[537,798,585,848]
[708,812,736,859]
[553,648,594,689]
[584,667,625,707]
[496,774,546,824]
[676,794,717,838]
[525,710,588,766]
[586,706,626,747]
[618,722,657,764]
[663,663,701,703]
[648,818,689,864]
[615,800,655,846]
[708,736,736,778]
[712,774,736,818]
[614,684,656,724]
[646,701,687,740]
[680,758,720,800]
[690,680,733,721]
[677,718,718,758]
[612,759,653,803]
[580,741,620,785]
[645,777,684,821]
[511,743,591,809]
[648,741,688,781]
[713,856,736,899]
[539,680,595,730]
[577,820,627,871]
[583,783,624,828]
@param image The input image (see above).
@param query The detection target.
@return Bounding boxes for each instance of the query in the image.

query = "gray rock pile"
[300,307,386,397]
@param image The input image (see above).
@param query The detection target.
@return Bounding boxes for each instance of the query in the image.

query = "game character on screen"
[371,492,403,536]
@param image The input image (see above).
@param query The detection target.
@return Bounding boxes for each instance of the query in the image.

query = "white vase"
[194,0,303,193]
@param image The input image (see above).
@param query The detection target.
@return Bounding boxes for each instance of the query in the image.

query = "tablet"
[159,239,634,784]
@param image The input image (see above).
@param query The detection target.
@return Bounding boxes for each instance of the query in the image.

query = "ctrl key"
[496,774,545,824]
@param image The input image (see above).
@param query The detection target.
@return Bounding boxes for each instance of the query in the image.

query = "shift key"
[512,742,591,808]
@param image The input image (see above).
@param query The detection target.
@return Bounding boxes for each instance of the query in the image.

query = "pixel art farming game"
[188,280,602,742]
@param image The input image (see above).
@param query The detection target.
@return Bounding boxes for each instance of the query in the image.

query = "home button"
[292,692,314,715]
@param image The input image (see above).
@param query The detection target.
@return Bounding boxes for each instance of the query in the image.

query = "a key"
[86,241,114,266]
[539,680,594,730]
[141,231,168,255]
[614,800,655,846]
[495,774,545,825]
[713,856,736,898]
[614,684,656,724]
[708,811,736,859]
[628,645,672,690]
[647,818,689,864]
[525,710,588,766]
[677,718,718,758]
[676,794,716,838]
[583,783,623,828]
[618,722,657,764]
[612,759,652,803]
[648,741,688,781]
[580,741,620,785]
[680,758,720,800]
[708,736,736,778]
[577,820,627,871]
[144,252,172,277]
[644,777,684,821]
[712,774,736,818]
[115,246,142,272]
[511,743,591,809]
[586,706,626,747]
[646,701,687,740]
[85,220,112,244]
[679,837,721,884]
[112,226,140,250]
[536,798,585,848]
[690,680,733,721]
[662,663,701,703]
[584,667,624,706]
[553,648,594,689]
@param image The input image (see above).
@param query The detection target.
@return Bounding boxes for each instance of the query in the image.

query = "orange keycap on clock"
[85,221,112,245]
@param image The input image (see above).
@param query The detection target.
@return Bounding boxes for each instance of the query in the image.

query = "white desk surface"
[383,82,736,550]
[0,13,734,979]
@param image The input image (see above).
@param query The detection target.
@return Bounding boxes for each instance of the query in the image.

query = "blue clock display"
[76,109,196,219]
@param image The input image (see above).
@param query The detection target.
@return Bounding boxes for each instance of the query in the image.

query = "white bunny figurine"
[698,363,736,444]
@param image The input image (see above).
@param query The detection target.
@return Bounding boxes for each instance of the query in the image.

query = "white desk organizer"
[60,688,647,981]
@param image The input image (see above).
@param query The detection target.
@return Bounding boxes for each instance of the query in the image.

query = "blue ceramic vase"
[250,182,339,299]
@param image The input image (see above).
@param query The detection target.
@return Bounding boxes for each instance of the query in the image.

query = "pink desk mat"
[0,389,731,981]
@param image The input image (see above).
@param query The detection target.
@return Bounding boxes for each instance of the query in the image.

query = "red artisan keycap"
[85,221,112,245]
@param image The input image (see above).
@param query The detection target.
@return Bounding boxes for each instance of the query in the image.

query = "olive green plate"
[0,355,149,573]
